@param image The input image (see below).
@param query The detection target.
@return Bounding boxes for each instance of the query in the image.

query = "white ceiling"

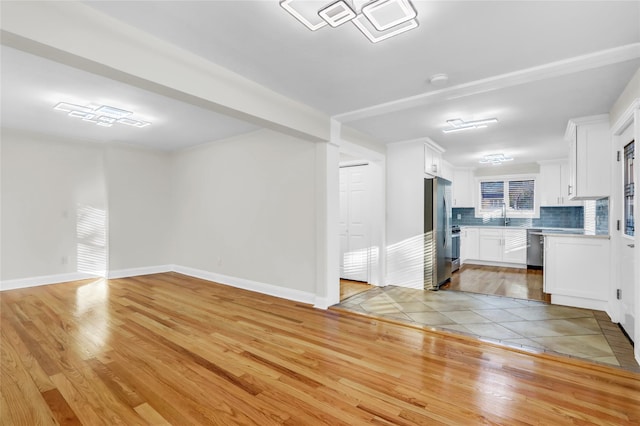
[0,46,259,151]
[2,1,640,166]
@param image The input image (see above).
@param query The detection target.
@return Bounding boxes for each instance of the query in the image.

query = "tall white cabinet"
[565,114,611,200]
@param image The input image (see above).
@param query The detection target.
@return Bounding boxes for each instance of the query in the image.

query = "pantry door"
[339,165,370,282]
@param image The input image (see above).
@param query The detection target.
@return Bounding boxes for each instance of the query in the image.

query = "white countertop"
[459,225,609,238]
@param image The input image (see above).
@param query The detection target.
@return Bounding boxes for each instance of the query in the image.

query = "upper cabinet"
[424,140,445,178]
[452,168,475,207]
[538,160,582,206]
[565,115,611,200]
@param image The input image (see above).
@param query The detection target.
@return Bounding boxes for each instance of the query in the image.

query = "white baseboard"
[1,264,318,307]
[313,297,332,310]
[462,260,527,269]
[172,265,316,305]
[0,272,99,291]
[551,294,608,311]
[108,265,172,279]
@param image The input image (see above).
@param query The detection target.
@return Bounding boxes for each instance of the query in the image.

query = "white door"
[618,124,635,341]
[339,165,370,282]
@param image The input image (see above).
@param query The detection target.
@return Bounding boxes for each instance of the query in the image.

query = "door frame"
[610,99,640,362]
[338,141,386,288]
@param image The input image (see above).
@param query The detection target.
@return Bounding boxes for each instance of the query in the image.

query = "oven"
[451,225,461,272]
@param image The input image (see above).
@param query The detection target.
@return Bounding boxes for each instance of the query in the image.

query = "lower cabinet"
[460,227,479,262]
[478,229,503,262]
[503,229,528,264]
[461,227,526,266]
[544,235,610,310]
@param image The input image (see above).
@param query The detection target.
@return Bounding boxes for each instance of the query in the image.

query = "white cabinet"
[544,235,610,310]
[452,168,475,207]
[479,229,503,262]
[460,227,479,263]
[503,229,527,264]
[440,160,454,182]
[565,115,611,200]
[538,161,582,206]
[463,227,526,266]
[424,141,444,177]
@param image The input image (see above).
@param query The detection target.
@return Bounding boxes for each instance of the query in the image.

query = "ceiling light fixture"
[53,102,151,128]
[318,1,356,27]
[479,153,514,165]
[442,117,498,134]
[280,0,419,43]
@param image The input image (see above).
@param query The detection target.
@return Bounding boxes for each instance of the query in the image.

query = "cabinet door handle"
[628,244,635,248]
[568,185,573,196]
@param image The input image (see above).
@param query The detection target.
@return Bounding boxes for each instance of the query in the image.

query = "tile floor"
[332,285,639,372]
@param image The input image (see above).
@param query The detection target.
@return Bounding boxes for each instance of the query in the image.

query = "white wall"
[1,127,321,302]
[1,129,107,282]
[105,144,172,273]
[386,141,425,289]
[610,67,640,127]
[171,129,317,294]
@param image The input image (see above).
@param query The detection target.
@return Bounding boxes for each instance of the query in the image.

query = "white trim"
[551,295,608,312]
[564,114,610,141]
[611,98,640,136]
[424,138,445,154]
[463,260,526,269]
[475,175,540,219]
[0,272,99,291]
[172,265,317,306]
[336,44,640,123]
[611,98,640,137]
[1,266,320,308]
[313,297,332,310]
[108,265,172,279]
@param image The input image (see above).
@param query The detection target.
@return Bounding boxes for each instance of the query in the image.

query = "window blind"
[480,181,504,209]
[508,180,535,211]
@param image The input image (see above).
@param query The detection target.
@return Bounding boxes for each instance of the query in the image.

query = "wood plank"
[1,272,639,425]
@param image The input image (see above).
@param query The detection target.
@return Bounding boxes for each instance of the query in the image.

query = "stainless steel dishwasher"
[526,229,544,269]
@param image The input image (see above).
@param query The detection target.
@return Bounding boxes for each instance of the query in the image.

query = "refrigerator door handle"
[443,196,448,248]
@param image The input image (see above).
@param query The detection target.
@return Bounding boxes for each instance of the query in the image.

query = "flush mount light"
[280,0,419,43]
[442,117,498,134]
[362,0,417,31]
[352,13,418,43]
[479,153,514,165]
[319,1,356,27]
[53,102,151,128]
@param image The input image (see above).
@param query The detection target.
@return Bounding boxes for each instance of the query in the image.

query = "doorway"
[616,122,636,342]
[334,141,386,304]
[339,164,371,283]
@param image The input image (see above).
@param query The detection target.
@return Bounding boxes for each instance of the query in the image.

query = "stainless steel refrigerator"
[424,177,452,290]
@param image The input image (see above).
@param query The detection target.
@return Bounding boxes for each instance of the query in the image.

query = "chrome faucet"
[502,203,510,226]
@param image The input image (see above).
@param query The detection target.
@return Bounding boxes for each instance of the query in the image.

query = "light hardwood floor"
[2,273,639,425]
[340,279,372,301]
[445,264,548,302]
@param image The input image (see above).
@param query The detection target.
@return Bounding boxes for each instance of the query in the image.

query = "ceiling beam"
[0,1,330,143]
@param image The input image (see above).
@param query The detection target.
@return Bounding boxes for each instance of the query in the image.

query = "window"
[479,178,536,213]
[508,179,535,211]
[624,140,634,236]
[480,181,504,209]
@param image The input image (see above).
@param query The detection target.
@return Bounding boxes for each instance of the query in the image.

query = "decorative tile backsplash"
[452,206,584,229]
